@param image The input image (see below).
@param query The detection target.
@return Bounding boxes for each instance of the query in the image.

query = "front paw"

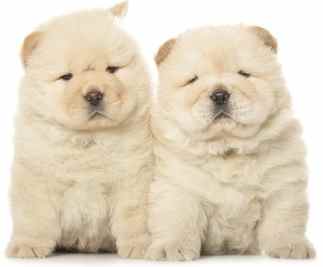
[117,235,150,259]
[118,244,146,259]
[7,241,54,258]
[145,241,200,261]
[266,240,315,259]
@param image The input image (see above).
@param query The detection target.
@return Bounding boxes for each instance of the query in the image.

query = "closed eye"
[183,75,198,86]
[238,70,251,78]
[58,73,73,81]
[106,56,136,74]
[106,66,121,74]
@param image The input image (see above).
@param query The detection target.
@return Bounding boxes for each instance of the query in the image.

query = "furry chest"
[22,137,138,183]
[203,155,263,192]
[202,157,263,250]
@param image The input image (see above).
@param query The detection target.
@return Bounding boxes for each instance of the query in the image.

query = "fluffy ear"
[155,38,176,65]
[21,31,42,68]
[249,26,278,53]
[109,1,128,18]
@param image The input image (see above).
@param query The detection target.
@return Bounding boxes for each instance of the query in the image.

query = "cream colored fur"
[147,25,315,260]
[7,2,153,258]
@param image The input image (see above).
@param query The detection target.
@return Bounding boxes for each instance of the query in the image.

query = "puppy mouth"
[213,107,234,121]
[88,108,114,121]
[214,111,231,120]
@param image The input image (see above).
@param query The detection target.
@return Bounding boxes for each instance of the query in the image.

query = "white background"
[0,0,322,266]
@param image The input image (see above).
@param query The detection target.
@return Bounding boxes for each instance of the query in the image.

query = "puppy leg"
[7,169,59,258]
[111,183,150,259]
[146,180,206,261]
[258,182,315,259]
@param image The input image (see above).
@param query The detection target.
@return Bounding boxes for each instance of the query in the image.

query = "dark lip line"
[88,110,108,121]
[213,109,234,121]
[88,108,116,122]
[88,111,104,120]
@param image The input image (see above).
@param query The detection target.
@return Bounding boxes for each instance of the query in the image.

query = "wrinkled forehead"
[36,14,136,71]
[169,28,262,72]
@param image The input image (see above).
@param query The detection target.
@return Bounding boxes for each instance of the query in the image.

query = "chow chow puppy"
[7,2,153,258]
[146,25,315,260]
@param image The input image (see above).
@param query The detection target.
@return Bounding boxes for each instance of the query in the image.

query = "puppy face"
[21,3,150,131]
[156,26,290,140]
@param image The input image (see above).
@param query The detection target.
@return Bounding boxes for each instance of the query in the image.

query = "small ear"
[109,1,128,18]
[155,38,176,65]
[249,26,278,53]
[21,31,42,68]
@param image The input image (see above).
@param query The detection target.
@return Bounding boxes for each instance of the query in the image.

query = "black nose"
[210,89,230,105]
[84,89,104,106]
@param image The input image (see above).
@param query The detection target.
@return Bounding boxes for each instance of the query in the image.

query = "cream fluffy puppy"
[7,2,153,258]
[147,25,315,260]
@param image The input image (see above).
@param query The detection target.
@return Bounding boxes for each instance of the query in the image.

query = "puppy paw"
[145,242,200,261]
[266,240,315,259]
[117,235,150,259]
[118,244,146,259]
[6,243,54,258]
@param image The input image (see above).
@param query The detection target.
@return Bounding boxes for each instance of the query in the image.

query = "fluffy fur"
[7,2,153,258]
[146,25,315,260]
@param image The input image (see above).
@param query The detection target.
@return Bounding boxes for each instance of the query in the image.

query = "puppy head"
[156,25,290,140]
[21,2,150,131]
